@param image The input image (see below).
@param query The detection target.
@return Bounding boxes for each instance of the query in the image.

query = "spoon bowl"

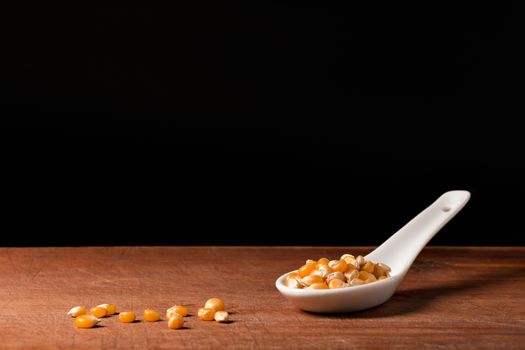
[275,190,471,313]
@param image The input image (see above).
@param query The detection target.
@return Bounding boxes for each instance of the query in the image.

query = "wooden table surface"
[0,246,524,349]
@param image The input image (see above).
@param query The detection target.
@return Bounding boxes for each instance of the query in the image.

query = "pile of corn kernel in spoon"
[285,254,391,289]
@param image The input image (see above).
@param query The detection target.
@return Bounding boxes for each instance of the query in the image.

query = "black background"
[1,4,523,246]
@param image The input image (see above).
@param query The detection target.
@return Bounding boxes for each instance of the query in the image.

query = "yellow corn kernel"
[74,315,100,328]
[198,308,216,321]
[96,304,116,316]
[344,270,359,282]
[362,261,376,274]
[168,314,185,329]
[205,298,225,311]
[358,270,372,280]
[325,271,345,284]
[90,306,107,318]
[214,311,230,322]
[316,258,329,268]
[308,282,329,290]
[119,312,136,323]
[300,274,324,287]
[67,306,86,318]
[365,275,377,283]
[285,276,301,288]
[328,259,347,273]
[356,255,366,268]
[340,253,355,261]
[378,275,388,280]
[305,259,316,264]
[298,261,316,277]
[144,309,161,322]
[349,278,365,286]
[167,305,189,318]
[328,279,346,289]
[311,264,331,278]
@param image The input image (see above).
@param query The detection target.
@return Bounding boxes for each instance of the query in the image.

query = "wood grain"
[0,247,524,349]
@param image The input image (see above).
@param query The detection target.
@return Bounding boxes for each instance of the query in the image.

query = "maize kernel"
[214,311,230,322]
[356,255,366,268]
[328,279,346,289]
[344,270,359,281]
[90,306,107,318]
[198,308,216,321]
[298,261,316,277]
[308,282,329,289]
[167,305,189,318]
[119,312,136,323]
[365,275,377,283]
[325,271,345,284]
[205,298,225,311]
[168,314,185,329]
[67,306,86,318]
[358,270,373,280]
[350,278,365,286]
[311,264,331,278]
[96,304,116,316]
[362,261,376,274]
[328,259,347,273]
[144,309,161,322]
[378,275,388,280]
[74,314,100,328]
[300,275,324,287]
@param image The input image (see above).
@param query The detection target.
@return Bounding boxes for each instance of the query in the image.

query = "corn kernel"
[349,278,365,286]
[168,314,185,329]
[358,270,373,280]
[214,311,230,322]
[67,306,86,318]
[311,264,331,278]
[298,262,316,277]
[307,282,329,289]
[205,298,225,311]
[317,257,329,266]
[300,275,324,287]
[167,305,189,318]
[365,274,377,283]
[144,309,160,322]
[119,312,136,323]
[305,259,316,264]
[328,279,346,289]
[90,306,107,318]
[96,304,116,316]
[344,270,359,282]
[356,255,366,268]
[74,314,100,328]
[362,261,376,274]
[328,259,347,273]
[198,308,216,321]
[378,275,388,280]
[326,271,345,284]
[340,253,355,262]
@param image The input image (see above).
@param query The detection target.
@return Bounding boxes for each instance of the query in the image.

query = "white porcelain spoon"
[275,190,471,313]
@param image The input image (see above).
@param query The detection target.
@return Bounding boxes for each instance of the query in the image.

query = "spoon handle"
[366,190,471,273]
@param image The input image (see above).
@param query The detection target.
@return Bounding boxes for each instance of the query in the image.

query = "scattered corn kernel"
[144,309,161,322]
[214,311,230,322]
[167,305,189,318]
[96,303,116,315]
[285,253,391,290]
[90,306,107,318]
[204,298,225,311]
[119,312,136,323]
[198,308,216,321]
[168,314,185,329]
[67,306,86,318]
[74,314,100,328]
